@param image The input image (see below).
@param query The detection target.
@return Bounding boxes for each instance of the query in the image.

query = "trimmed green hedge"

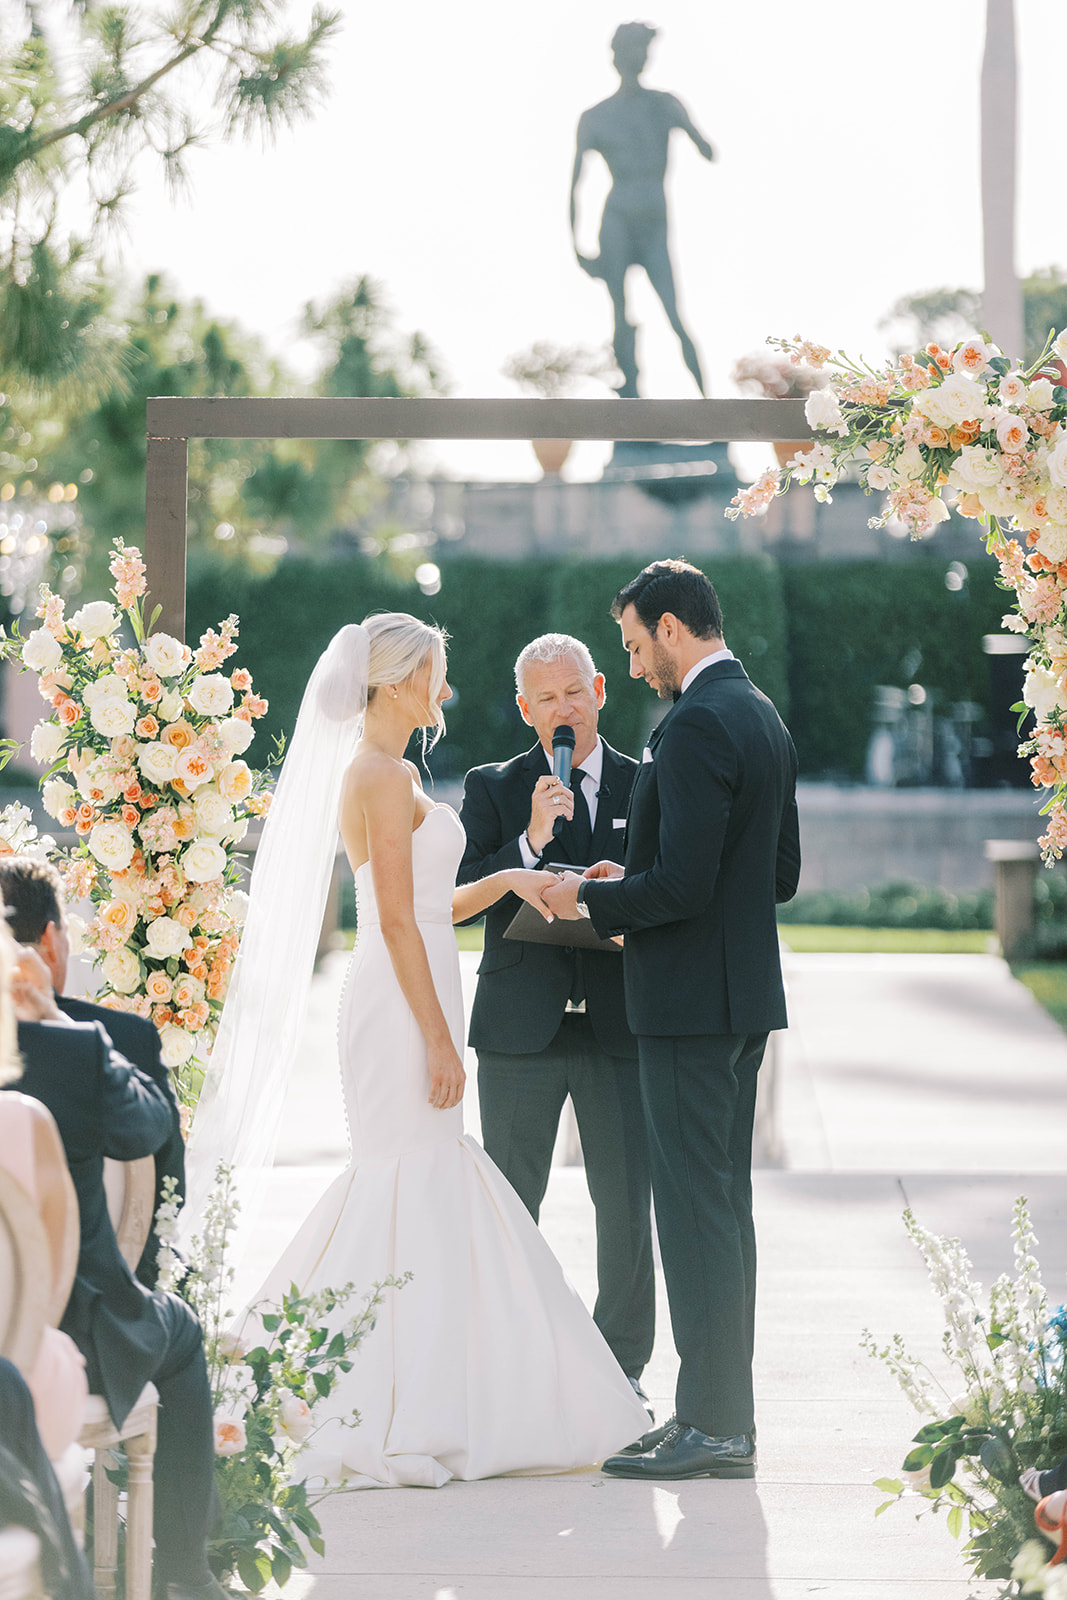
[187,554,789,778]
[782,560,1007,778]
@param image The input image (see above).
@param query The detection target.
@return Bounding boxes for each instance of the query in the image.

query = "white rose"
[83,674,128,708]
[88,820,135,871]
[175,746,212,791]
[145,916,192,959]
[225,817,249,846]
[182,839,227,884]
[193,787,234,835]
[1028,377,1057,411]
[949,446,1004,492]
[228,889,250,926]
[138,742,180,784]
[998,372,1028,406]
[804,387,847,436]
[1036,525,1067,564]
[100,947,142,995]
[1023,660,1067,725]
[187,674,234,718]
[22,628,62,672]
[42,777,77,818]
[160,1024,196,1069]
[866,464,892,491]
[1053,330,1067,365]
[978,483,1021,519]
[276,1390,314,1444]
[217,760,252,805]
[142,633,186,679]
[30,720,66,767]
[158,688,184,721]
[1046,437,1067,489]
[90,698,136,738]
[917,373,985,428]
[70,601,119,641]
[218,716,255,755]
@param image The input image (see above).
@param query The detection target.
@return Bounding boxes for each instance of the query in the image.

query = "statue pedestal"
[603,440,735,506]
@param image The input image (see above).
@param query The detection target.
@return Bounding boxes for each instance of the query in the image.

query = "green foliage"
[782,560,1007,777]
[776,880,994,931]
[0,0,340,399]
[881,268,1067,367]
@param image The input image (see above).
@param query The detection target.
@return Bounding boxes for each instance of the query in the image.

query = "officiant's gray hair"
[365,612,449,747]
[514,634,598,696]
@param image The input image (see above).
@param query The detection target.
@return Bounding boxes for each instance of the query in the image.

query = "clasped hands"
[541,860,623,921]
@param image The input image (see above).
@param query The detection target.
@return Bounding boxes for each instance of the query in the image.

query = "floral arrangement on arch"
[864,1199,1067,1589]
[727,330,1067,863]
[0,542,272,1096]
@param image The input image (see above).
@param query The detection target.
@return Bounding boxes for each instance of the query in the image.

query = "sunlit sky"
[111,0,1067,482]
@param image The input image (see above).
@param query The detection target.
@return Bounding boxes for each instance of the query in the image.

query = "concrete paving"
[242,947,1067,1599]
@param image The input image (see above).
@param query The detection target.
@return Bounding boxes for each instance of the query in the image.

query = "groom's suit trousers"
[638,1030,768,1440]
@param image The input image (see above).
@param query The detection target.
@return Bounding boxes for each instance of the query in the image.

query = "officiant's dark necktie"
[567,768,593,864]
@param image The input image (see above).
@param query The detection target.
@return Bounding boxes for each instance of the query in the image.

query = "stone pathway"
[238,948,1067,1599]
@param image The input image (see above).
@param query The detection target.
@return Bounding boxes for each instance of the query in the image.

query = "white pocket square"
[641,747,654,763]
[612,817,626,829]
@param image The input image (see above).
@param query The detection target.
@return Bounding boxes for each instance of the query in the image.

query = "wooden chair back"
[103,1156,155,1272]
[0,1167,49,1377]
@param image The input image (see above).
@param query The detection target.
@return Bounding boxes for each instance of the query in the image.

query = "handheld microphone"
[551,725,576,837]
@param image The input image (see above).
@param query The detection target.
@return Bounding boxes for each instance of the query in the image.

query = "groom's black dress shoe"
[602,1423,756,1480]
[617,1412,677,1455]
[627,1375,655,1424]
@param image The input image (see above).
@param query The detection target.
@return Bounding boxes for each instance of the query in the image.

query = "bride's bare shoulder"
[342,747,415,809]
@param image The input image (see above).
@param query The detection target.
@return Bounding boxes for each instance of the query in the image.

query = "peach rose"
[57,699,81,727]
[145,972,173,1004]
[136,716,160,740]
[230,668,252,693]
[162,720,195,750]
[217,761,252,805]
[100,899,136,936]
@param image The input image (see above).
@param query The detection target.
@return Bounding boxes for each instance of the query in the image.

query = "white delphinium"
[154,1175,187,1294]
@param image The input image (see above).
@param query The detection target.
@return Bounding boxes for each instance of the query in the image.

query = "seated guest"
[0,1358,95,1600]
[0,920,88,1459]
[3,939,226,1600]
[0,856,186,1288]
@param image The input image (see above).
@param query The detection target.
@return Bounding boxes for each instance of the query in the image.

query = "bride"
[184,614,647,1488]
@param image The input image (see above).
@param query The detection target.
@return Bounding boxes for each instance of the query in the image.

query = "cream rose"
[1046,437,1067,489]
[916,373,985,428]
[30,720,67,767]
[138,742,180,784]
[145,916,192,959]
[1029,377,1058,410]
[70,601,119,640]
[101,947,142,995]
[88,820,135,871]
[804,387,847,436]
[217,761,252,805]
[276,1390,314,1444]
[160,1024,197,1069]
[998,372,1028,406]
[1036,524,1067,564]
[228,889,250,926]
[1023,660,1067,725]
[949,446,1004,492]
[218,716,255,755]
[174,746,212,791]
[90,698,136,738]
[225,817,249,846]
[145,971,173,1004]
[42,777,77,819]
[187,674,234,718]
[22,628,63,672]
[182,840,227,884]
[143,633,187,679]
[157,688,184,722]
[82,674,128,708]
[193,787,234,835]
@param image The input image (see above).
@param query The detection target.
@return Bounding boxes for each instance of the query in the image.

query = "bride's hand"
[427,1039,466,1110]
[506,868,560,922]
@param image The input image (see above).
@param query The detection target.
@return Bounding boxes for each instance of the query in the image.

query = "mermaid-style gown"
[249,804,648,1487]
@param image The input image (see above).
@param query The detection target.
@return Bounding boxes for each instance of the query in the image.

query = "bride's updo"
[365,612,449,746]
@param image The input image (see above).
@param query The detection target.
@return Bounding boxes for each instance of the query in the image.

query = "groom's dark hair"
[611,559,723,641]
[0,857,64,946]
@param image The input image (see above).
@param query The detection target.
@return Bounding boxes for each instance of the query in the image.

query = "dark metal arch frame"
[145,396,810,639]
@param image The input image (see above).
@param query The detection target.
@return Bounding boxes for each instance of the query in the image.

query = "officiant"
[457,633,654,1396]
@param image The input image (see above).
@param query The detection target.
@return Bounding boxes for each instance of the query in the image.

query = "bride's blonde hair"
[365,612,449,748]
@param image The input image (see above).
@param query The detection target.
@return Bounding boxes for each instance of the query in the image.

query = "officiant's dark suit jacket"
[457,738,638,1058]
[7,1019,172,1427]
[584,661,801,1036]
[56,994,185,1288]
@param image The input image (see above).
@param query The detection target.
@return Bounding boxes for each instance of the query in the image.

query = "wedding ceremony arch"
[143,395,810,637]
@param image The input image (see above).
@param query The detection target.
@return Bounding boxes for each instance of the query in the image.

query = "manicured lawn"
[1012,962,1067,1033]
[777,926,995,954]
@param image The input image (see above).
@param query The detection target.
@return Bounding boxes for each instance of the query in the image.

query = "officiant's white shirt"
[518,736,604,867]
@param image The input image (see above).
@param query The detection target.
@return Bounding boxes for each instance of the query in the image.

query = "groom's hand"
[542,871,584,920]
[584,860,624,880]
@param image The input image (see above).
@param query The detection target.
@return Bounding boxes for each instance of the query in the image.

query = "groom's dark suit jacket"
[457,739,638,1058]
[584,661,801,1036]
[7,1019,173,1427]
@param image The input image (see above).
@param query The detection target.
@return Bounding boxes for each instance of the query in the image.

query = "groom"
[457,633,654,1397]
[544,560,801,1480]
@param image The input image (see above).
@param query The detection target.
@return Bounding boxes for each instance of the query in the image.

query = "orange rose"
[121,805,139,828]
[955,493,983,519]
[59,806,77,827]
[153,1006,174,1026]
[145,972,173,1004]
[182,1002,210,1031]
[172,809,196,841]
[140,679,162,704]
[162,720,194,750]
[100,899,136,935]
[230,668,252,693]
[139,792,156,809]
[925,426,949,449]
[135,717,159,740]
[57,698,80,727]
[76,802,95,826]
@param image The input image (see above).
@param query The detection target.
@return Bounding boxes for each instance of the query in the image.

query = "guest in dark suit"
[457,633,655,1393]
[3,940,226,1600]
[545,561,801,1480]
[0,856,185,1288]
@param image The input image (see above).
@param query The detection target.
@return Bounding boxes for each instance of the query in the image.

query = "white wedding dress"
[247,803,648,1487]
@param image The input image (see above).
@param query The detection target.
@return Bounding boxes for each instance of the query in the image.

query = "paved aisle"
[244,950,1067,1599]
